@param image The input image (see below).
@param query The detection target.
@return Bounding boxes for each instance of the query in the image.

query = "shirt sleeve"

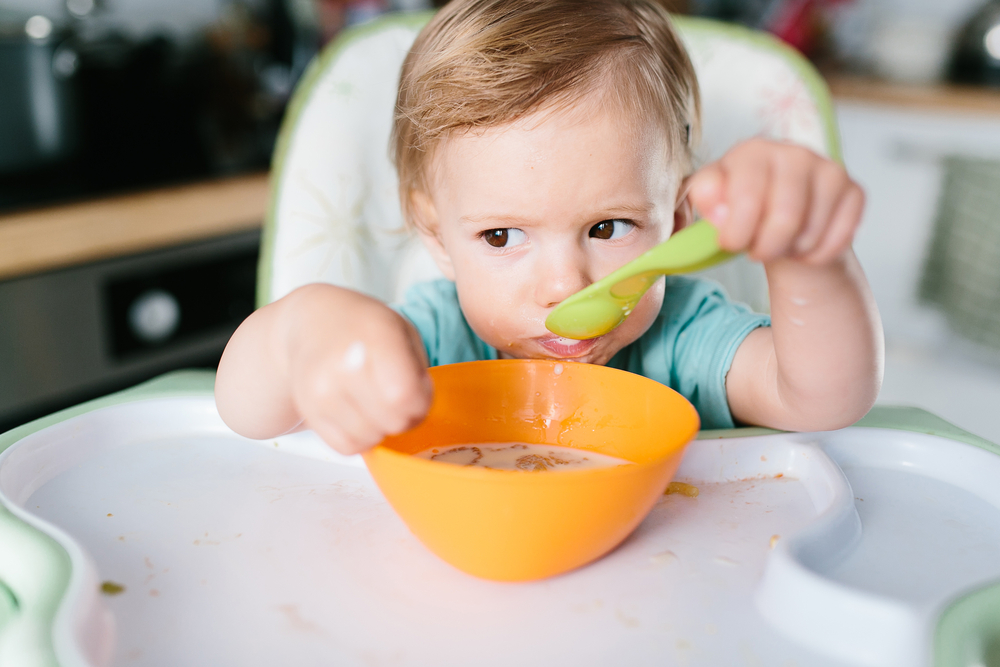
[615,276,770,430]
[391,279,496,366]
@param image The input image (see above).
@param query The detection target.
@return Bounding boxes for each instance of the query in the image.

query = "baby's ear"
[673,179,695,236]
[409,190,456,281]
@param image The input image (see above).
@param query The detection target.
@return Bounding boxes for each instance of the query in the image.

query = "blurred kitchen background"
[3,0,1000,443]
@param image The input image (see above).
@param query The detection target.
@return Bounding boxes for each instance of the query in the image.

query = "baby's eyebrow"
[460,203,654,227]
[459,213,535,227]
[599,203,654,216]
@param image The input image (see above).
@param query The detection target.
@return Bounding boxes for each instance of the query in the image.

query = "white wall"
[840,101,1000,444]
[861,0,982,22]
[828,0,982,73]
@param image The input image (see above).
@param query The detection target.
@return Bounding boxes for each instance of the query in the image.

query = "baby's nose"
[535,252,592,309]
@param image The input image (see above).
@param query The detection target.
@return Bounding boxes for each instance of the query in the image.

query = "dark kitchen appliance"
[0,229,260,433]
[0,0,437,213]
[950,1,1000,86]
[0,0,311,212]
[0,9,79,174]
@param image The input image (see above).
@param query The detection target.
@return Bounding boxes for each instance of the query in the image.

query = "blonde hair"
[392,0,701,225]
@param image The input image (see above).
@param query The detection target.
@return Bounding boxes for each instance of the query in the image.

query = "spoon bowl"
[545,220,734,339]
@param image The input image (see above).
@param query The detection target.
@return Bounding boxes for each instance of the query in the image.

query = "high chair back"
[257,11,839,312]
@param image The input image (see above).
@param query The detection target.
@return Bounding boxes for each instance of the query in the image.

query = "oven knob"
[128,289,180,344]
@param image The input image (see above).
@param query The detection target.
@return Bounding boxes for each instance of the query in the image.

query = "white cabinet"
[838,101,1000,442]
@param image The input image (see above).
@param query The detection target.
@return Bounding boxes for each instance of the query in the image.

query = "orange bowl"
[362,359,699,581]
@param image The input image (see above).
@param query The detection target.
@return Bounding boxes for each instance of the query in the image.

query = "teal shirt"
[394,278,770,429]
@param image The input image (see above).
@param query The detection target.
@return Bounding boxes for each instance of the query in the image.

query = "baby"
[215,0,884,454]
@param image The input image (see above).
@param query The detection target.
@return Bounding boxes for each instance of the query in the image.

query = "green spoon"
[545,219,735,340]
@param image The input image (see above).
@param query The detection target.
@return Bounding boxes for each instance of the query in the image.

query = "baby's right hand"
[215,284,432,454]
[278,285,433,455]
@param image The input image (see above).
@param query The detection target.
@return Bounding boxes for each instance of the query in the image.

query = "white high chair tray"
[1,374,999,667]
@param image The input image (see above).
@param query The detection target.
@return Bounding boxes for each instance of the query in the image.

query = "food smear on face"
[415,443,631,471]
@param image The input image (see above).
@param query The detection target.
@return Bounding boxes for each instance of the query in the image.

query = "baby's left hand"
[687,138,864,265]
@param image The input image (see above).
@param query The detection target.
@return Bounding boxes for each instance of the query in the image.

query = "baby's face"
[414,94,684,365]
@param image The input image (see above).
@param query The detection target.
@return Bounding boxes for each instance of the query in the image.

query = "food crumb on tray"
[665,481,699,497]
[100,581,125,595]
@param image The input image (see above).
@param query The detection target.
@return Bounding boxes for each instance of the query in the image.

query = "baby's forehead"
[432,91,679,171]
[414,98,690,221]
[424,104,681,231]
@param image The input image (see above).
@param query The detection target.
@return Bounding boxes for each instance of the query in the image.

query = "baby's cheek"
[480,321,528,356]
[455,293,517,350]
[614,282,665,343]
[454,270,529,341]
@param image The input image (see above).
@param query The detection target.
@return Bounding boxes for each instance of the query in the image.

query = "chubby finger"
[794,161,853,257]
[342,342,431,437]
[306,413,368,456]
[285,356,389,455]
[292,370,388,454]
[318,391,390,454]
[716,150,770,254]
[802,184,865,265]
[687,163,728,227]
[368,317,434,431]
[750,148,812,262]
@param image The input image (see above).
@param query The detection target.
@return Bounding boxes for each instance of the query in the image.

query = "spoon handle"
[544,220,735,339]
[620,219,732,281]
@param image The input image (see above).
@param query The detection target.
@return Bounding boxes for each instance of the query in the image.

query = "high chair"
[1,11,998,667]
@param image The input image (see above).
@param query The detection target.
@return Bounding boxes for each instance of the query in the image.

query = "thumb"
[686,163,729,230]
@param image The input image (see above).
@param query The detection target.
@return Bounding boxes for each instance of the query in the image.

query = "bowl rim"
[363,359,700,481]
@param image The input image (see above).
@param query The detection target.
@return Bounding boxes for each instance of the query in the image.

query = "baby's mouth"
[536,335,601,359]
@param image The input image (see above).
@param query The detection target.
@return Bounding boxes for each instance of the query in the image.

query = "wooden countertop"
[0,172,270,281]
[827,74,1000,117]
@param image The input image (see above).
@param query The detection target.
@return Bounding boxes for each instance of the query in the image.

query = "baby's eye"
[589,219,634,240]
[482,228,527,248]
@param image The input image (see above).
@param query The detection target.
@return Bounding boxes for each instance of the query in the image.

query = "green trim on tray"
[935,578,1000,667]
[855,404,1000,455]
[700,405,999,454]
[0,370,216,457]
[0,508,71,667]
[0,579,17,634]
[0,370,216,667]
